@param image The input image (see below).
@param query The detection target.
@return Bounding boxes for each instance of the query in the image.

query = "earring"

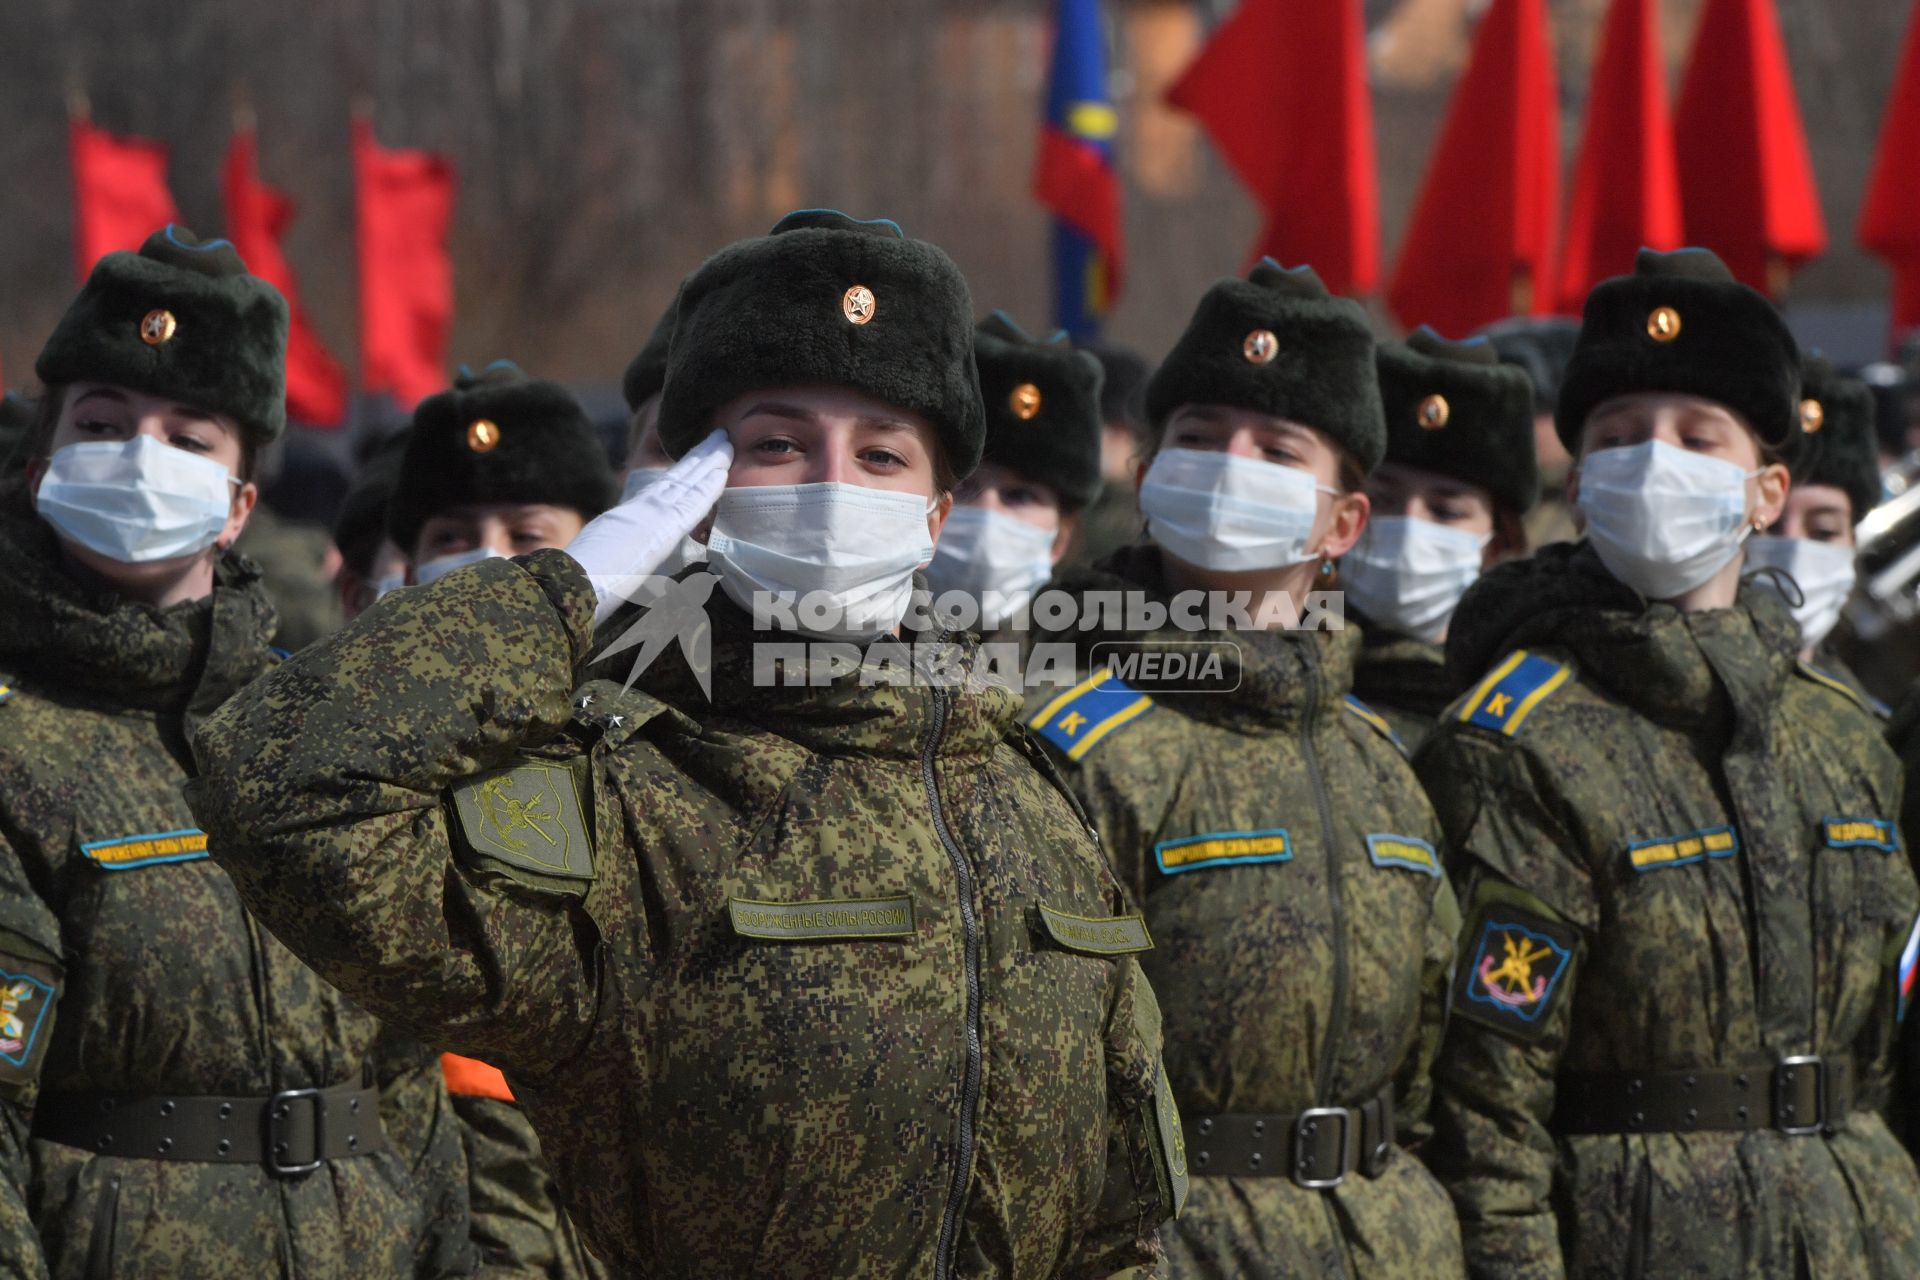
[1318,558,1335,578]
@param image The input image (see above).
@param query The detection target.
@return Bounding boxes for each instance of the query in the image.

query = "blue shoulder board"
[1028,669,1156,763]
[1795,659,1887,718]
[1343,694,1407,754]
[0,684,12,706]
[1454,650,1570,738]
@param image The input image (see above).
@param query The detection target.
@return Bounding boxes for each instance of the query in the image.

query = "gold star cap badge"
[1800,398,1826,433]
[139,309,177,346]
[1647,306,1682,343]
[1418,394,1451,430]
[1009,383,1043,420]
[466,419,502,452]
[1243,329,1278,364]
[842,284,876,325]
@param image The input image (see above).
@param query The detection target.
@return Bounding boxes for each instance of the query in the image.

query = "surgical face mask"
[620,467,670,502]
[1576,440,1757,600]
[1139,447,1336,572]
[1339,515,1490,643]
[414,545,506,586]
[925,506,1058,630]
[36,436,237,564]
[1744,534,1857,650]
[706,482,935,641]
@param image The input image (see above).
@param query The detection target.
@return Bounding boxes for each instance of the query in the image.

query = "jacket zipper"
[1300,642,1356,1279]
[924,686,984,1280]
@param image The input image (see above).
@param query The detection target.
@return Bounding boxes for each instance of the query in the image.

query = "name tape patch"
[1366,833,1441,877]
[1627,825,1738,874]
[1036,904,1153,955]
[729,896,916,942]
[80,827,210,871]
[1451,908,1578,1042]
[1823,816,1899,854]
[1154,829,1290,876]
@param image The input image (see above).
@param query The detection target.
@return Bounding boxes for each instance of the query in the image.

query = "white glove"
[565,428,732,625]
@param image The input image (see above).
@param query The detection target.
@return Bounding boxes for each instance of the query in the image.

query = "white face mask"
[706,482,936,641]
[1340,515,1490,643]
[37,436,237,564]
[414,545,507,586]
[924,506,1058,629]
[1139,447,1336,572]
[1743,534,1857,650]
[1576,440,1756,600]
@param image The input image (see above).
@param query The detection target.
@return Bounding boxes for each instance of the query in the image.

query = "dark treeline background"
[0,0,1908,393]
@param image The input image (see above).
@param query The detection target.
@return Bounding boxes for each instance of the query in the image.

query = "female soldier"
[1344,329,1536,749]
[925,312,1103,639]
[186,210,1183,1277]
[1421,248,1920,1278]
[1030,261,1465,1277]
[0,227,469,1277]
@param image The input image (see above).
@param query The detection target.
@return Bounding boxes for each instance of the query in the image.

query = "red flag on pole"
[1556,0,1683,311]
[68,118,181,281]
[1166,0,1377,295]
[1673,0,1825,295]
[223,128,348,427]
[352,117,455,409]
[1860,2,1920,330]
[1388,0,1560,334]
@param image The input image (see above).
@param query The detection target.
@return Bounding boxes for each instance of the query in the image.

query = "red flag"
[1860,2,1920,329]
[1556,0,1683,311]
[1673,0,1825,294]
[1167,0,1377,295]
[1388,0,1559,334]
[352,117,455,409]
[223,129,348,427]
[68,119,181,281]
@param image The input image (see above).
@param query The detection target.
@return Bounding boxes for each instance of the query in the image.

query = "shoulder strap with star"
[1026,668,1156,764]
[1446,649,1572,739]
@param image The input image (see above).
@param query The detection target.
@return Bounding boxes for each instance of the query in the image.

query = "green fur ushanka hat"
[1791,354,1881,522]
[387,361,615,554]
[1145,259,1386,472]
[972,312,1104,511]
[1376,327,1539,515]
[657,209,987,476]
[620,302,675,413]
[36,224,290,443]
[1556,246,1801,453]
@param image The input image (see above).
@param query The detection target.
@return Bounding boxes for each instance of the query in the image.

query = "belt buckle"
[1291,1106,1354,1190]
[1773,1055,1826,1136]
[266,1087,326,1177]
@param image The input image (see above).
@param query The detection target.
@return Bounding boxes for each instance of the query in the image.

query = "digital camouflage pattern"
[1033,546,1465,1279]
[1420,541,1920,1279]
[1349,624,1452,754]
[186,548,1181,1278]
[0,488,473,1279]
[449,1090,609,1279]
[234,504,344,654]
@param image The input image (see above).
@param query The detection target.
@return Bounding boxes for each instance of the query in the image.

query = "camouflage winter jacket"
[1420,541,1920,1279]
[0,492,472,1279]
[186,549,1184,1279]
[1349,623,1453,754]
[1030,548,1464,1279]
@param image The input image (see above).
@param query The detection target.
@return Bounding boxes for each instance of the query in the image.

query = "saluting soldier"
[186,210,1184,1277]
[1343,329,1536,750]
[1029,261,1465,1277]
[1421,248,1920,1278]
[925,312,1103,641]
[0,227,472,1277]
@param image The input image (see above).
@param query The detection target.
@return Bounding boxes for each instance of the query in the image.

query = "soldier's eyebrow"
[71,388,129,410]
[856,417,918,435]
[736,402,814,425]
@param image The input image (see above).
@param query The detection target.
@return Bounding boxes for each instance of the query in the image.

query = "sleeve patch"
[1900,913,1920,1023]
[0,957,57,1085]
[1627,825,1739,873]
[1366,833,1441,877]
[1154,829,1289,876]
[80,828,210,871]
[449,762,595,891]
[1027,668,1155,762]
[1343,695,1406,753]
[1822,816,1899,853]
[1450,907,1577,1042]
[1035,904,1153,955]
[1455,650,1570,737]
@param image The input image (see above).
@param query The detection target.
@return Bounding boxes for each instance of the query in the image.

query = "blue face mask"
[37,437,237,564]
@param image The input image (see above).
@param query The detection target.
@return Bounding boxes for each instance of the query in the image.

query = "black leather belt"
[1181,1083,1396,1189]
[1554,1055,1855,1137]
[33,1081,387,1176]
